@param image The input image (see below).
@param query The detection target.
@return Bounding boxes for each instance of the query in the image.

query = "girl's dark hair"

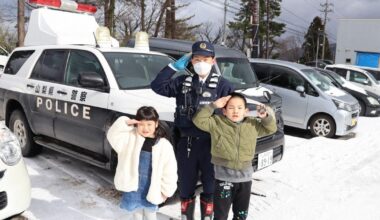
[225,92,247,108]
[135,106,170,139]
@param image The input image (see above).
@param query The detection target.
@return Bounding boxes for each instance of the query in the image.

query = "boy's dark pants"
[213,179,252,220]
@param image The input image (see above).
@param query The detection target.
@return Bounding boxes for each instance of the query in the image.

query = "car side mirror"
[363,80,370,85]
[78,72,106,89]
[296,85,306,97]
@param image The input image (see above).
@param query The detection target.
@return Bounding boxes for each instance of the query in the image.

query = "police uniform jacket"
[193,104,277,170]
[107,116,178,205]
[151,65,234,137]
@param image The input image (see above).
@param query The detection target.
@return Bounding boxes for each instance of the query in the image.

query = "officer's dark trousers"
[213,179,252,220]
[176,136,214,199]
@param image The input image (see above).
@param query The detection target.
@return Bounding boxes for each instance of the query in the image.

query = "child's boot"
[200,196,213,220]
[181,197,195,220]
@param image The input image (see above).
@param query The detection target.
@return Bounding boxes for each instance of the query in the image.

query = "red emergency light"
[28,0,97,14]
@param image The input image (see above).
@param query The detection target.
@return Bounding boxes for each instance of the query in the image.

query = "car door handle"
[57,90,67,95]
[26,84,35,89]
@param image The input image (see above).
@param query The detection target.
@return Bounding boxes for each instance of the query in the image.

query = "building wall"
[336,19,380,66]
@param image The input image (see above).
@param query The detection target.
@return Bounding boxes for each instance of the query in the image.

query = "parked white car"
[0,46,8,72]
[325,64,380,96]
[0,123,31,219]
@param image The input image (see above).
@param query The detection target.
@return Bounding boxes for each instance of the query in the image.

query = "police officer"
[151,41,234,220]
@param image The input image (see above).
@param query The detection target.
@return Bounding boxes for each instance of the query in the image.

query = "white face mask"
[194,62,212,77]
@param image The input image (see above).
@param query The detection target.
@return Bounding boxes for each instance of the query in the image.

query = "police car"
[0,0,179,170]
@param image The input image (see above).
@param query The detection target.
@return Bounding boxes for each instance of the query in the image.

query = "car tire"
[359,101,366,116]
[9,110,41,157]
[309,114,336,138]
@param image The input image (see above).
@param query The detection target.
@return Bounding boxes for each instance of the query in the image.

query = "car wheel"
[9,110,41,157]
[359,101,366,116]
[309,114,336,138]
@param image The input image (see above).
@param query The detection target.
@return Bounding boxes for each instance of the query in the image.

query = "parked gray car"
[251,59,360,138]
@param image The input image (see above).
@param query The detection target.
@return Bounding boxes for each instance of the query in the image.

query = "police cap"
[192,41,215,57]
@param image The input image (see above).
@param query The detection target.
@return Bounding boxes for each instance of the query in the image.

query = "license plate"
[257,150,273,170]
[351,118,357,126]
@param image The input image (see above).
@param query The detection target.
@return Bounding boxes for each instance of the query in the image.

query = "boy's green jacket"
[193,104,277,170]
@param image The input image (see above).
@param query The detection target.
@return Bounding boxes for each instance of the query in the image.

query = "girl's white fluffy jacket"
[107,116,178,205]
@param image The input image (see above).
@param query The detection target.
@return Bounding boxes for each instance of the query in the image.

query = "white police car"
[0,123,31,219]
[0,0,177,170]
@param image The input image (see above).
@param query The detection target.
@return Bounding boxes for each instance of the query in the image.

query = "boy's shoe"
[200,196,213,220]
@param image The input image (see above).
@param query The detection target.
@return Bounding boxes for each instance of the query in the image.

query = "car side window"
[31,49,68,83]
[4,50,35,75]
[251,63,270,82]
[350,70,371,85]
[333,68,347,78]
[270,65,304,91]
[65,50,107,88]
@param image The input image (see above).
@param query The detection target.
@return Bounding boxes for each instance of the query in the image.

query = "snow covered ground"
[15,116,380,220]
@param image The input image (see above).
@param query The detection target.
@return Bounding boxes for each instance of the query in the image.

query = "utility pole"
[222,0,228,45]
[265,0,270,58]
[250,0,260,58]
[17,0,25,47]
[320,0,333,60]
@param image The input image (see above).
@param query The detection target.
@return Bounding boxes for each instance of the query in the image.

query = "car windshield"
[325,70,345,85]
[362,69,380,85]
[302,69,336,92]
[362,68,380,81]
[103,52,184,89]
[216,57,258,89]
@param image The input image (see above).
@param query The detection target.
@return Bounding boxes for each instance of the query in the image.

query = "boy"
[192,92,277,220]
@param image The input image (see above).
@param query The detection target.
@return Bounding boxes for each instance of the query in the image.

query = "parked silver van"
[251,59,360,138]
[325,64,380,96]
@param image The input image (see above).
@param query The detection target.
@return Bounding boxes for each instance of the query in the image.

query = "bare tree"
[197,22,222,44]
[276,36,302,61]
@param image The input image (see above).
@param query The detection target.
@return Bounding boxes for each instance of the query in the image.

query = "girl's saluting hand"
[126,119,140,125]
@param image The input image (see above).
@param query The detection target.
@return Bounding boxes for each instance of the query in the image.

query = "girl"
[107,106,178,220]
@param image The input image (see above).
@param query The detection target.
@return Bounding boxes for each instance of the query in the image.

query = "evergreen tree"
[300,16,332,63]
[228,0,285,58]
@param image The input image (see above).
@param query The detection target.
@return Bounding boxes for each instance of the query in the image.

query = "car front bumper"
[252,130,285,171]
[335,109,360,136]
[0,158,31,219]
[365,105,380,117]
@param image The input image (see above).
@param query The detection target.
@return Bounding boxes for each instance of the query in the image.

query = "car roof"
[357,65,380,71]
[11,44,167,56]
[249,58,312,70]
[128,37,247,58]
[325,64,369,73]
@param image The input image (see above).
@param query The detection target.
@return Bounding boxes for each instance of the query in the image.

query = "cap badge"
[200,43,207,49]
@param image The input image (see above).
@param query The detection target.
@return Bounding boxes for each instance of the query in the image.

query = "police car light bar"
[28,0,97,14]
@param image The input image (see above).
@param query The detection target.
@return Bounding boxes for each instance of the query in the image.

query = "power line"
[198,0,238,15]
[277,18,308,31]
[214,0,241,11]
[282,5,311,25]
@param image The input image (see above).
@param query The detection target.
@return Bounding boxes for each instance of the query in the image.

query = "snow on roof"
[24,8,101,46]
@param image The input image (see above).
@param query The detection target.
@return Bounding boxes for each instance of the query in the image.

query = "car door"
[28,49,69,137]
[53,49,111,154]
[256,63,309,126]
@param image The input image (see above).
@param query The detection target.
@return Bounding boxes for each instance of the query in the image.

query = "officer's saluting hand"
[150,41,234,220]
[172,53,191,71]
